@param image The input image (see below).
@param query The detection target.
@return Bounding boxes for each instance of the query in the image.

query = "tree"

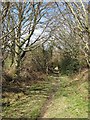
[48,1,89,68]
[64,1,90,67]
[1,2,53,77]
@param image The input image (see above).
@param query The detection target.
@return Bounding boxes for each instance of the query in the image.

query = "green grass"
[2,75,88,118]
[2,92,45,118]
[43,76,88,118]
[2,76,54,118]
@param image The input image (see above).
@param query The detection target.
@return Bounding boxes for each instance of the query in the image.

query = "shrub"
[59,54,80,75]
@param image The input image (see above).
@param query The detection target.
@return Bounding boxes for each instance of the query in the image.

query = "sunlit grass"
[2,75,88,118]
[43,76,88,118]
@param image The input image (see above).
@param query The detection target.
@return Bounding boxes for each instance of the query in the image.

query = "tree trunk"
[14,44,21,77]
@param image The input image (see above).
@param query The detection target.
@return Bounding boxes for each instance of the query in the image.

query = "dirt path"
[37,76,60,119]
[37,75,88,118]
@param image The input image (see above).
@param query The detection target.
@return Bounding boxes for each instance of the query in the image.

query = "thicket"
[59,55,80,75]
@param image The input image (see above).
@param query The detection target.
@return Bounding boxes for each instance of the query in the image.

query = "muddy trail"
[37,76,61,119]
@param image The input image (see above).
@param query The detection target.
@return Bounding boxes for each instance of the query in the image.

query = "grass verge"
[43,75,88,118]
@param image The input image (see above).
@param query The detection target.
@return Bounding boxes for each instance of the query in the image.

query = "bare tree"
[49,1,89,67]
[1,2,53,76]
